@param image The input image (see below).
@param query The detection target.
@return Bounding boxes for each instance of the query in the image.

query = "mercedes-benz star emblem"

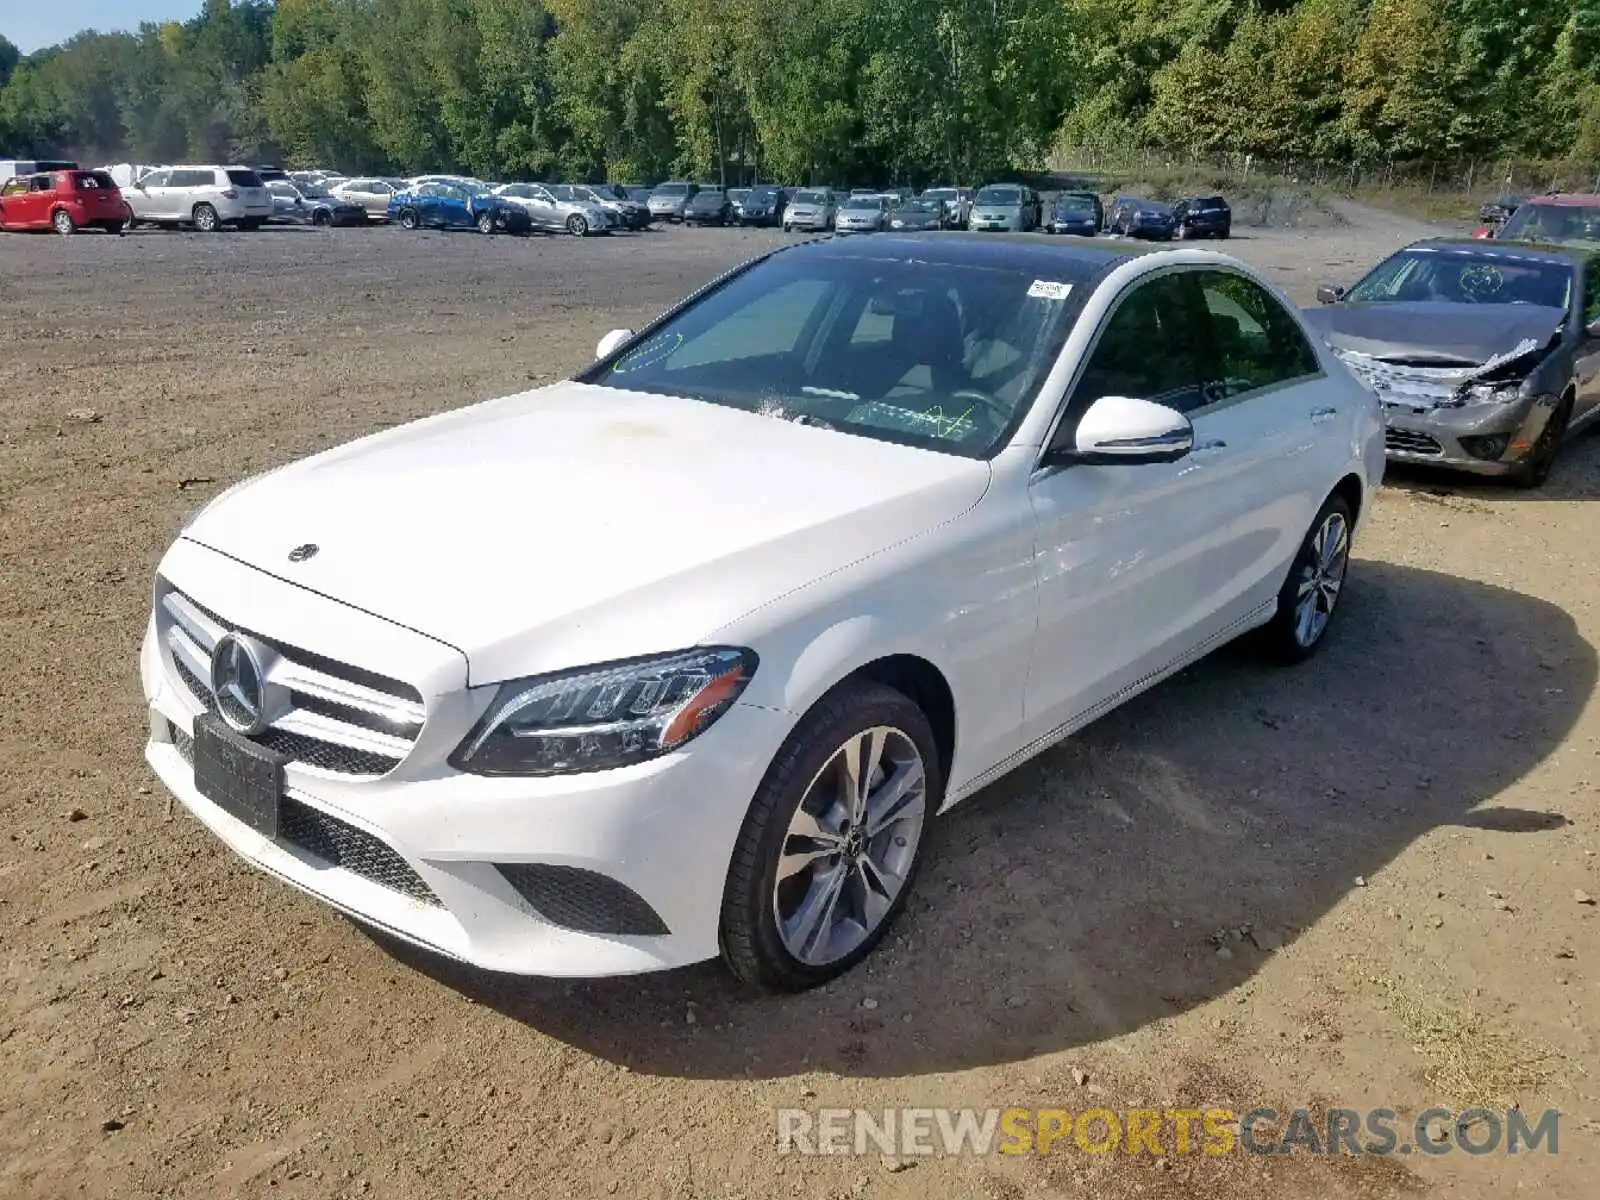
[210,633,270,735]
[287,543,319,563]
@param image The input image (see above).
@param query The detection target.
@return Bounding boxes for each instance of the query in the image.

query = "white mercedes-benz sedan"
[140,234,1383,992]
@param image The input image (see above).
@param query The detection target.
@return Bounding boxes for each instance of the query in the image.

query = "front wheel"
[1511,394,1572,489]
[52,209,75,236]
[398,208,419,231]
[720,680,940,992]
[1258,495,1353,663]
[476,210,496,234]
[1177,222,1190,240]
[566,213,588,236]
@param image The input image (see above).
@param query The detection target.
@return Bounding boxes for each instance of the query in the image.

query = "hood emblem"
[287,543,319,563]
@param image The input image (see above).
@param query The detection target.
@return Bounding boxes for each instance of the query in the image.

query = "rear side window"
[29,175,55,192]
[171,170,212,188]
[70,171,116,190]
[1194,271,1320,400]
[226,169,264,188]
[1583,259,1600,326]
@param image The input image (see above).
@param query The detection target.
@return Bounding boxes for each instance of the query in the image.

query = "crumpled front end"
[1334,345,1558,475]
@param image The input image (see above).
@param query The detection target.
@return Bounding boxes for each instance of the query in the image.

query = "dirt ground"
[2,208,1597,1200]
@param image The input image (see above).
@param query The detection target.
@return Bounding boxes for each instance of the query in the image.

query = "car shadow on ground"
[362,561,1593,1080]
[1382,427,1600,502]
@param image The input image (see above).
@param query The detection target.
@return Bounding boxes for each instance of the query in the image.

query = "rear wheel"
[52,209,75,236]
[398,208,419,230]
[192,204,219,233]
[720,680,940,992]
[1258,494,1353,663]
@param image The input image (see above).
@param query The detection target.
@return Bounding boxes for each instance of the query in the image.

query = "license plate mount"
[192,713,285,837]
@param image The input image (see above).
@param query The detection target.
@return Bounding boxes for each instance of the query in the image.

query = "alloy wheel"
[567,213,587,236]
[772,726,927,967]
[53,209,75,236]
[1293,510,1349,648]
[193,205,218,232]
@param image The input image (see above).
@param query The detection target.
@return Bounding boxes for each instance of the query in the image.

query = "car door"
[1024,271,1244,743]
[0,176,29,226]
[11,174,49,226]
[1187,267,1346,618]
[1574,257,1600,423]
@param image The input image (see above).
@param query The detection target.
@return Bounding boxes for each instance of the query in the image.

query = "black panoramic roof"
[794,231,1139,275]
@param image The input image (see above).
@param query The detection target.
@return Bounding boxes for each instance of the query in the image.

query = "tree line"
[1,0,1597,185]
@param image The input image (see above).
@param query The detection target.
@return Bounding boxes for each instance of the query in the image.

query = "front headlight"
[449,647,758,777]
[1461,382,1525,406]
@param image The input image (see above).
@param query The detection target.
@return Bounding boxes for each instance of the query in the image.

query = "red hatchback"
[0,170,129,235]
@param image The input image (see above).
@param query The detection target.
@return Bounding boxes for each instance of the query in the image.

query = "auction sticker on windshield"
[1027,280,1073,300]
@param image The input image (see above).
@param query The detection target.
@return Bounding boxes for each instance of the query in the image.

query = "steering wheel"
[949,388,1013,427]
[1459,263,1504,302]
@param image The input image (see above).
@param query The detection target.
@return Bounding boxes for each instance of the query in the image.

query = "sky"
[2,1,201,54]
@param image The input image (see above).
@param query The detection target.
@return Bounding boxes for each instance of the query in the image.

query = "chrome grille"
[1385,428,1445,456]
[158,583,423,778]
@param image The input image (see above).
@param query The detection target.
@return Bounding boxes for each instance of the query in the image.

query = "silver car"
[494,183,613,235]
[783,188,836,232]
[834,194,890,233]
[647,181,698,222]
[329,177,404,221]
[968,183,1039,232]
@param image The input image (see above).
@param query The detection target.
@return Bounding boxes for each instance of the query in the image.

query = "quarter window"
[1193,271,1320,401]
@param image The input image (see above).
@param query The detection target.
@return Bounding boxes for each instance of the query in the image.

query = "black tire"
[192,204,219,233]
[52,208,75,236]
[398,208,419,231]
[104,220,126,236]
[476,210,496,234]
[1511,393,1573,489]
[1257,493,1354,664]
[311,210,331,228]
[720,680,942,992]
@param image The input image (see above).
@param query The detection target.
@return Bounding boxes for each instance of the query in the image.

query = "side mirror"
[1586,319,1600,340]
[1315,284,1346,305]
[595,328,634,360]
[1047,395,1194,467]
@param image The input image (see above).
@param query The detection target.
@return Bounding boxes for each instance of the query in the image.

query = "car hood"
[1300,302,1565,364]
[184,382,991,685]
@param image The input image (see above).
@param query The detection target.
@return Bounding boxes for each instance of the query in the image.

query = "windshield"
[794,190,827,204]
[300,185,331,199]
[899,201,939,214]
[1345,248,1573,308]
[1054,195,1094,212]
[976,186,1021,205]
[654,183,689,197]
[841,197,880,210]
[1497,202,1600,245]
[749,187,780,201]
[584,251,1092,458]
[921,189,956,201]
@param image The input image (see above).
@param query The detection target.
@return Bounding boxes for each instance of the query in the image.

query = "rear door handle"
[1310,406,1339,424]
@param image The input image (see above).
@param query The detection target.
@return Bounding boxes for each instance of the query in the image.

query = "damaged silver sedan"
[1305,240,1600,487]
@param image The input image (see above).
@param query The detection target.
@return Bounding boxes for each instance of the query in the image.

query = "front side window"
[1194,271,1321,401]
[1069,273,1210,417]
[139,171,170,188]
[1,178,26,197]
[1582,259,1600,327]
[28,174,53,193]
[585,251,1094,457]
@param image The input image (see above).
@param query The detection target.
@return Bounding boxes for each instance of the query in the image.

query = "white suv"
[124,166,273,232]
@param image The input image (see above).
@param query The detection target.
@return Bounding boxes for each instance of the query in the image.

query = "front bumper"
[1382,393,1558,476]
[969,215,1018,231]
[786,212,830,230]
[139,542,794,977]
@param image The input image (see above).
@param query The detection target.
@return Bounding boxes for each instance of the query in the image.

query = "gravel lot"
[2,209,1597,1200]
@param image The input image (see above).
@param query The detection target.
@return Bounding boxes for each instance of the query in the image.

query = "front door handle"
[1310,406,1339,424]
[1191,439,1228,457]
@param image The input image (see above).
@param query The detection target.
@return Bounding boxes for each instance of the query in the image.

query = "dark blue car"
[387,182,533,234]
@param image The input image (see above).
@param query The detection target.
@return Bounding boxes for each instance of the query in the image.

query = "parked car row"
[0,156,1237,246]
